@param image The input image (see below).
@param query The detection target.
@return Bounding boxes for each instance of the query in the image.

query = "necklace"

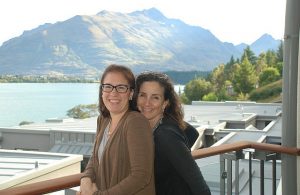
[107,121,113,136]
[108,130,113,136]
[152,118,163,132]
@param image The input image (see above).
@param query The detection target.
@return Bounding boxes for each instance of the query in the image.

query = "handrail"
[1,141,299,195]
[0,173,83,195]
[192,141,300,159]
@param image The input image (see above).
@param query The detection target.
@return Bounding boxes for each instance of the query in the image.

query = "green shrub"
[67,104,98,119]
[180,93,190,104]
[19,121,34,126]
[202,92,218,101]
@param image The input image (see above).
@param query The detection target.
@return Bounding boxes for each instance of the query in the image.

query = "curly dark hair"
[99,64,135,118]
[134,71,186,130]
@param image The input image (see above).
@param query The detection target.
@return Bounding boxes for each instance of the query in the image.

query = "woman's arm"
[81,153,96,182]
[80,116,101,194]
[78,177,97,195]
[95,114,154,195]
[156,127,210,195]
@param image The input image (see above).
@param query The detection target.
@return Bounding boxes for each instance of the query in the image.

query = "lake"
[0,83,184,127]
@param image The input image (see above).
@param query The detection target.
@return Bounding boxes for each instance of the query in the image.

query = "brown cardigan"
[83,111,155,195]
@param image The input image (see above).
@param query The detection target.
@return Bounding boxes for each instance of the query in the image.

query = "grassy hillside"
[249,79,282,103]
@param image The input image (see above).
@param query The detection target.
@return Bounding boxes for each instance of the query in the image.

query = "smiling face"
[102,71,133,117]
[137,81,168,128]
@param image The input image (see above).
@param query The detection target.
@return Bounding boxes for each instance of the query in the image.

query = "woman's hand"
[92,183,98,193]
[78,177,98,195]
[76,190,81,195]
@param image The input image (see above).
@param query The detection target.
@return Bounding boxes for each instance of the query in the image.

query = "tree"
[67,104,98,119]
[236,92,249,101]
[275,62,283,76]
[202,92,218,101]
[259,67,280,86]
[232,56,257,94]
[226,56,236,67]
[208,64,225,92]
[241,46,257,65]
[184,78,212,102]
[275,41,284,76]
[208,64,235,101]
[224,56,237,81]
[179,93,190,104]
[276,40,283,62]
[255,53,268,74]
[265,50,278,67]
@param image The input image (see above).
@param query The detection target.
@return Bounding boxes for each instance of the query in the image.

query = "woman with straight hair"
[78,65,155,195]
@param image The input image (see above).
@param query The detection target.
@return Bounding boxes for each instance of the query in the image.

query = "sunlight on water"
[0,83,99,127]
[0,83,184,127]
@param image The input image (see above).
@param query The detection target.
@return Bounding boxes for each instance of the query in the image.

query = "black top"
[184,122,199,148]
[153,117,211,195]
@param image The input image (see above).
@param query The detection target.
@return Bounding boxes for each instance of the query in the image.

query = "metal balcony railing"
[1,141,299,195]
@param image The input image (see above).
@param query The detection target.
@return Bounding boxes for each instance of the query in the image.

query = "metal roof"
[0,149,82,190]
[12,117,97,132]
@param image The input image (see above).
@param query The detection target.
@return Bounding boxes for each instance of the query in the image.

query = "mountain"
[250,34,281,55]
[0,8,276,76]
[236,34,281,55]
[235,43,248,53]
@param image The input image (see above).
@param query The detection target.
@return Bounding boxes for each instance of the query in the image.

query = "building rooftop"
[10,117,97,132]
[0,101,283,194]
[0,149,82,190]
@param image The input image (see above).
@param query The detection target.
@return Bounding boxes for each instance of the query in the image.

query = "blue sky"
[0,0,285,46]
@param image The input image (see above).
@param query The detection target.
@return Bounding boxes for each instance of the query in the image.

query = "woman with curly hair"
[134,71,210,195]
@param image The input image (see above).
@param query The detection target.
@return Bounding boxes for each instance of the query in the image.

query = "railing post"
[248,151,252,195]
[272,158,276,195]
[220,150,244,195]
[260,160,265,195]
[267,153,279,195]
[253,150,280,195]
[227,159,232,195]
[235,159,239,195]
[220,155,226,195]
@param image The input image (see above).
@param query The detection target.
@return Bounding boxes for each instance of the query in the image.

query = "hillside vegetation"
[249,79,282,102]
[181,44,283,104]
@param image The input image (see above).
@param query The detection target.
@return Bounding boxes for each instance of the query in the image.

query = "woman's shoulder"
[125,111,149,123]
[127,110,146,118]
[156,118,183,136]
[161,117,180,129]
[155,118,189,146]
[123,111,151,134]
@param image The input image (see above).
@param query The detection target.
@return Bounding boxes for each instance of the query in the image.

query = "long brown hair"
[134,71,186,130]
[99,64,135,118]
